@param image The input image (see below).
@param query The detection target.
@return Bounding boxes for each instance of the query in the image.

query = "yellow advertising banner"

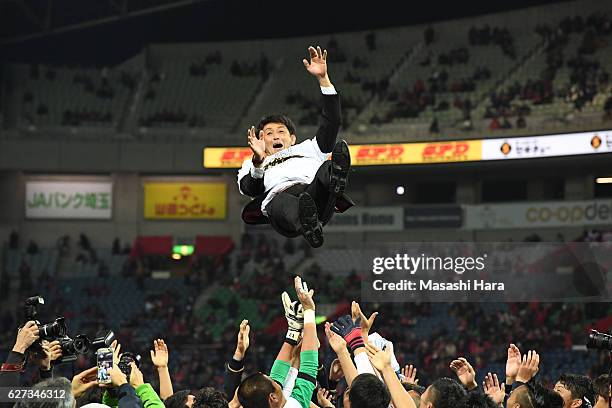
[144,182,226,219]
[350,140,482,166]
[203,140,482,168]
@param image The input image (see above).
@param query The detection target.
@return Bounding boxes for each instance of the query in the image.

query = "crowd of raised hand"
[1,275,610,408]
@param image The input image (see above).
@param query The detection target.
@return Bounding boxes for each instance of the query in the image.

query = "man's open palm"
[303,46,327,77]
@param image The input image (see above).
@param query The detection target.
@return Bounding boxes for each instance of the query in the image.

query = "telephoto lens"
[586,330,612,351]
[38,317,68,340]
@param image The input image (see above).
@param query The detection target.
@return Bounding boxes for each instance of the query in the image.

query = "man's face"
[419,385,433,408]
[554,382,580,408]
[343,385,351,408]
[593,395,608,408]
[266,375,286,408]
[506,385,526,408]
[261,122,296,155]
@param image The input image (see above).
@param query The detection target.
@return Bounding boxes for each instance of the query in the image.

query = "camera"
[586,330,612,351]
[23,296,115,364]
[118,352,142,380]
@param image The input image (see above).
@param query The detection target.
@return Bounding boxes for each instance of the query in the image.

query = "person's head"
[507,382,564,408]
[419,378,467,408]
[458,392,497,408]
[15,377,75,408]
[256,114,297,155]
[165,390,195,408]
[592,374,610,408]
[193,387,228,408]
[238,372,285,408]
[555,374,596,408]
[347,373,391,408]
[75,385,105,407]
[403,383,426,407]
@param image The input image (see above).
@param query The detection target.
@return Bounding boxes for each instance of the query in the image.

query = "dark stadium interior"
[1,0,611,408]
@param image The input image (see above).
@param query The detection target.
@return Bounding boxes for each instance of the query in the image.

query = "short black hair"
[75,385,105,407]
[458,392,498,408]
[257,114,296,136]
[526,381,564,408]
[428,378,467,408]
[193,387,228,408]
[558,373,596,406]
[164,390,191,408]
[238,373,276,408]
[349,373,391,408]
[592,374,610,403]
[402,383,426,395]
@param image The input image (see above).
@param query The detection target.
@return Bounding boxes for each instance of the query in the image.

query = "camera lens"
[39,317,67,340]
[587,330,612,351]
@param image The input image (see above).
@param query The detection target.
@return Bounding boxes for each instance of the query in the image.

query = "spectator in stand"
[424,26,435,44]
[9,230,19,249]
[516,115,527,128]
[429,117,439,133]
[489,117,501,130]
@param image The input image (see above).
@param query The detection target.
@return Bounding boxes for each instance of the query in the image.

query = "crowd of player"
[1,276,610,408]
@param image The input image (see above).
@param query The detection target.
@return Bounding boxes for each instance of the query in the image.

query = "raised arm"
[365,343,417,408]
[303,45,341,153]
[150,339,173,400]
[225,320,250,398]
[237,126,266,197]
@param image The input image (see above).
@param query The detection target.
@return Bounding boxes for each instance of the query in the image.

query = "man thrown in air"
[238,45,353,248]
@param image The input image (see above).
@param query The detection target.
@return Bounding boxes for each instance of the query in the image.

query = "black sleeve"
[117,383,142,408]
[0,351,25,388]
[224,358,245,399]
[39,367,53,380]
[315,93,342,153]
[239,173,265,198]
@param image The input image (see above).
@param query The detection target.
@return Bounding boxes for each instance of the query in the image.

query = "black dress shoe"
[298,192,324,248]
[329,139,351,195]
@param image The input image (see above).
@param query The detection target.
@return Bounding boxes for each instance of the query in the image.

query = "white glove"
[282,291,304,345]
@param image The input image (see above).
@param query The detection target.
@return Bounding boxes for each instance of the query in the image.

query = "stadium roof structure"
[1,0,573,63]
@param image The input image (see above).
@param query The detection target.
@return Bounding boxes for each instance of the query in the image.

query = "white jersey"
[237,137,329,215]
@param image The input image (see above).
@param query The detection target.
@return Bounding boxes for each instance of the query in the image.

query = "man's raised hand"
[505,343,521,383]
[401,364,419,385]
[324,322,347,354]
[450,357,478,390]
[516,350,539,383]
[247,126,266,162]
[234,319,251,360]
[483,373,505,406]
[302,46,328,78]
[294,276,315,311]
[150,338,169,369]
[351,301,378,338]
[365,342,392,372]
[71,366,99,398]
[13,321,39,353]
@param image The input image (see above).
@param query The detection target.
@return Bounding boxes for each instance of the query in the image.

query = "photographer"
[1,321,39,386]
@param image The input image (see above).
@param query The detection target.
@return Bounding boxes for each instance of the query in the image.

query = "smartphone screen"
[96,348,113,384]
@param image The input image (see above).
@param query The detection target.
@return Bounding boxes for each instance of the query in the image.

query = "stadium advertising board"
[325,206,403,231]
[25,181,113,219]
[481,130,612,160]
[143,182,227,220]
[463,199,612,229]
[203,129,612,168]
[404,205,463,228]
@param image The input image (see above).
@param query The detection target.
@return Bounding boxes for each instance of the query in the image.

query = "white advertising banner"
[326,207,404,232]
[481,130,612,161]
[464,199,612,229]
[25,181,113,219]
